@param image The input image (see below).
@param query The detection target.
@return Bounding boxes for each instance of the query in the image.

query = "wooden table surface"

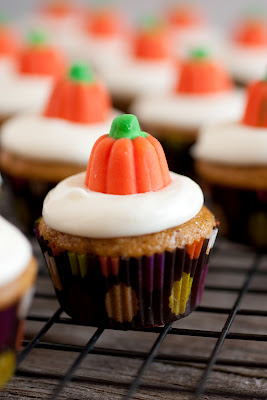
[1,187,267,400]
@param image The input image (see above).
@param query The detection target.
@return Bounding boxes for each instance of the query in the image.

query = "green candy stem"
[69,63,94,83]
[109,114,148,140]
[190,47,210,60]
[28,31,48,46]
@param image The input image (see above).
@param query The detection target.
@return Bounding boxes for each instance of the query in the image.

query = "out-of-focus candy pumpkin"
[18,31,66,78]
[242,80,267,127]
[176,48,233,94]
[44,62,111,124]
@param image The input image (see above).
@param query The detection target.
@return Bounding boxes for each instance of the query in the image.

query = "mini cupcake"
[0,216,37,388]
[224,16,267,85]
[193,78,267,248]
[102,16,176,112]
[166,3,222,57]
[0,31,66,123]
[35,114,217,329]
[0,62,118,233]
[63,6,132,72]
[0,16,19,84]
[132,48,245,174]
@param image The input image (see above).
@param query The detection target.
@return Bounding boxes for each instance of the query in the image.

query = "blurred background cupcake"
[102,15,176,112]
[0,30,66,125]
[193,77,267,248]
[224,11,267,86]
[35,114,217,329]
[0,62,118,233]
[0,216,37,388]
[132,48,245,175]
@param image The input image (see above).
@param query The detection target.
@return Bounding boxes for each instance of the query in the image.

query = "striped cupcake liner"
[0,287,34,389]
[36,227,218,329]
[210,184,267,249]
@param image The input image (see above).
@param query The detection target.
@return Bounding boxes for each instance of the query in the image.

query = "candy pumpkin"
[176,48,233,94]
[18,31,66,78]
[85,114,171,195]
[0,17,18,57]
[242,80,267,127]
[233,19,267,47]
[134,17,172,60]
[41,1,76,18]
[44,62,111,124]
[86,9,128,37]
[167,4,204,28]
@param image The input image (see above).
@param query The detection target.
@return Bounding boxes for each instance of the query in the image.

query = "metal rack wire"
[11,240,267,400]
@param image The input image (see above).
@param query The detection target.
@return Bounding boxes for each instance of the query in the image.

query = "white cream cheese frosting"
[224,43,267,84]
[0,75,54,117]
[0,216,32,287]
[1,110,119,165]
[192,122,267,165]
[0,57,16,81]
[103,59,177,98]
[42,171,204,238]
[132,90,245,131]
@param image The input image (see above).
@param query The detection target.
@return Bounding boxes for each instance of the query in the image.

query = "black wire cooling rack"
[11,239,267,400]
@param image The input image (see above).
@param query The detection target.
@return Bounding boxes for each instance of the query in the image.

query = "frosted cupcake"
[193,78,267,248]
[0,31,66,123]
[166,3,222,57]
[224,16,267,85]
[62,6,132,72]
[36,114,217,329]
[132,48,245,174]
[0,62,118,232]
[0,216,37,388]
[102,17,176,112]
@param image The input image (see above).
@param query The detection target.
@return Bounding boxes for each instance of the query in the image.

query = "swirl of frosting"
[43,171,204,238]
[132,90,245,130]
[1,111,119,164]
[192,122,267,165]
[0,216,32,287]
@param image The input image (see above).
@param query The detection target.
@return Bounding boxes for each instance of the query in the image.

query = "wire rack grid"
[3,238,265,400]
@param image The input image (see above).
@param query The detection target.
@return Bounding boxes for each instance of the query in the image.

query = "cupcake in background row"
[0,16,19,82]
[35,114,218,329]
[166,3,223,58]
[224,13,267,85]
[0,31,66,124]
[0,62,118,233]
[193,77,267,248]
[132,48,245,175]
[63,7,132,72]
[0,216,37,388]
[102,15,176,112]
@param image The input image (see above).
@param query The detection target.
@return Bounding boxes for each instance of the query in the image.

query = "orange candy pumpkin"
[44,63,111,124]
[134,19,172,60]
[85,114,171,195]
[242,80,267,127]
[176,48,233,94]
[41,1,78,18]
[0,24,18,57]
[233,20,267,47]
[167,5,204,28]
[86,9,128,37]
[18,31,66,78]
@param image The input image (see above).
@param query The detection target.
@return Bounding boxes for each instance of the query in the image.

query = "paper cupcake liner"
[0,303,23,388]
[210,184,267,248]
[36,226,218,329]
[0,278,35,388]
[3,173,54,235]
